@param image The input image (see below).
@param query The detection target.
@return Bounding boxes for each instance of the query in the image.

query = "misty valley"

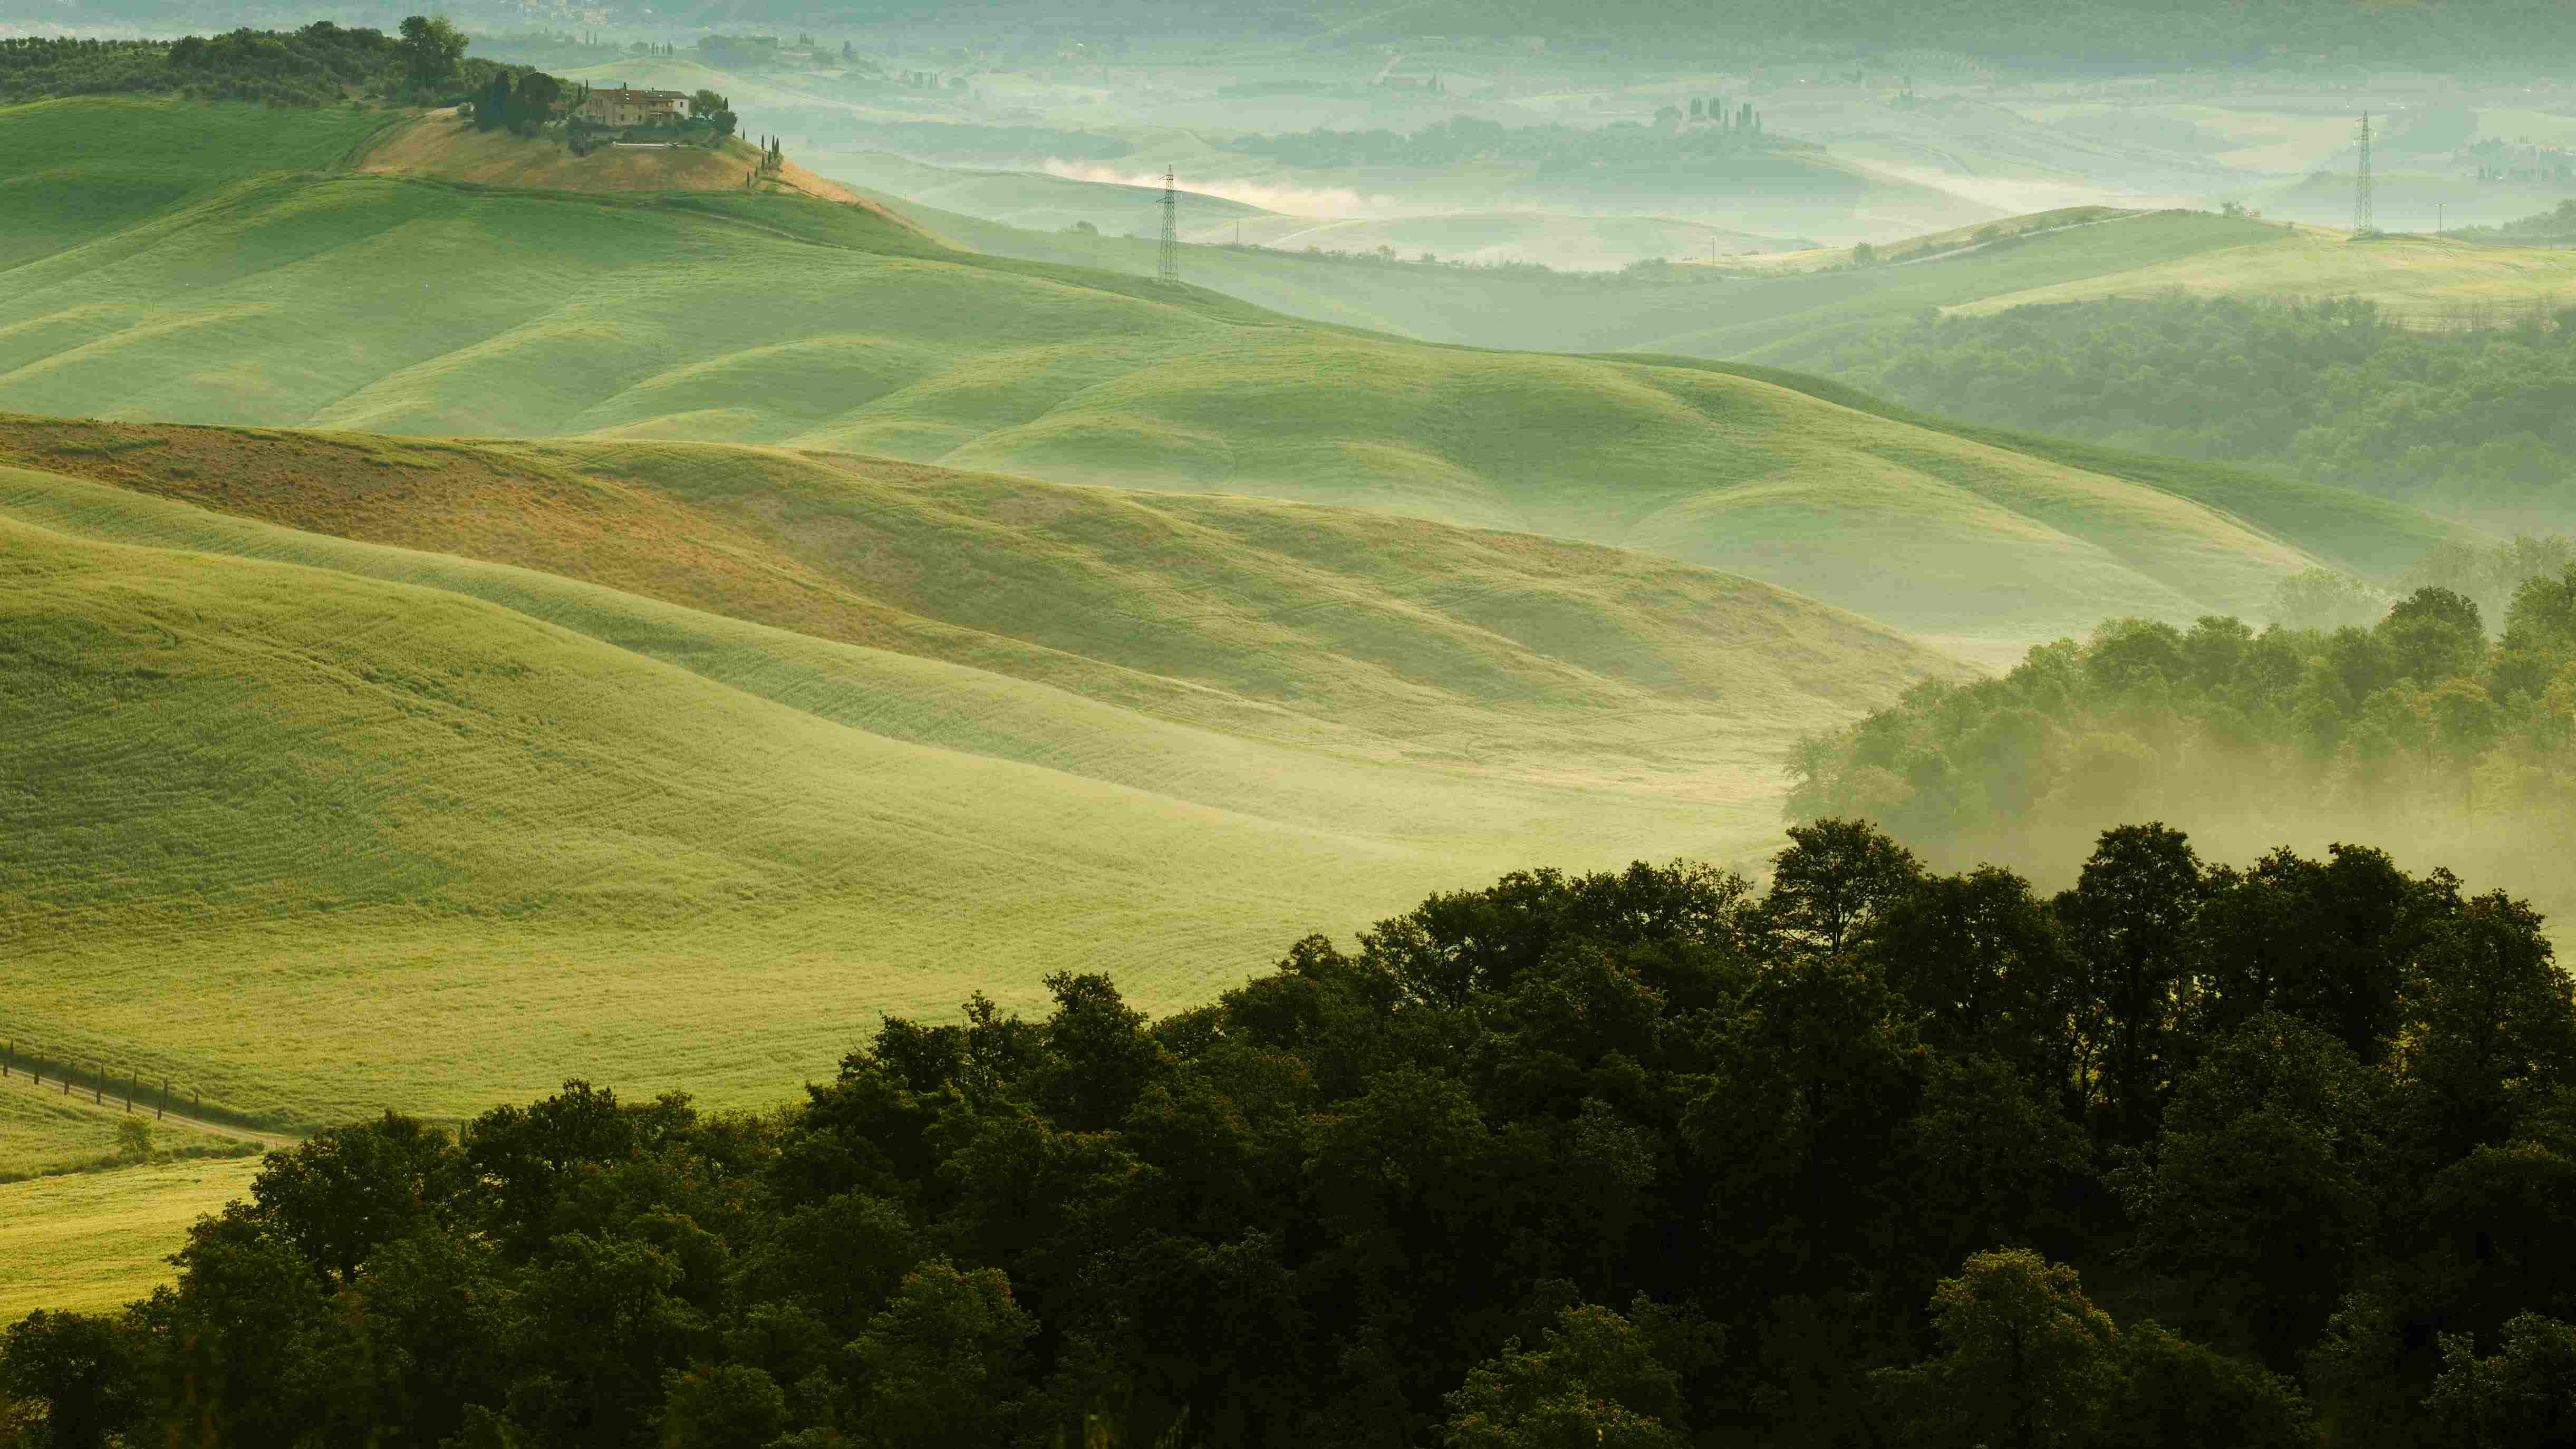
[3,1,2575,1445]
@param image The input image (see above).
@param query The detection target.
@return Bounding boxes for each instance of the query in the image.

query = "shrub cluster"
[0,22,551,110]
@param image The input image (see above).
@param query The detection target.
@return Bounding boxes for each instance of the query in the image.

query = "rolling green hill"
[0,415,1939,777]
[0,96,392,271]
[0,99,2457,644]
[1,427,1962,1137]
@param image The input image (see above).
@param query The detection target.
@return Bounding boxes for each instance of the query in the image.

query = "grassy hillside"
[0,100,2454,642]
[0,498,1416,1129]
[1951,228,2576,326]
[0,1085,246,1181]
[0,1158,266,1317]
[1625,355,2463,583]
[2,434,1961,1135]
[0,415,1937,774]
[0,95,391,271]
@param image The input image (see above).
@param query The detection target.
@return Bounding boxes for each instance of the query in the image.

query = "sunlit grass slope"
[0,1086,240,1180]
[0,415,1942,774]
[0,503,1436,1129]
[0,101,2449,639]
[0,96,391,271]
[2,442,1952,1133]
[0,1158,265,1317]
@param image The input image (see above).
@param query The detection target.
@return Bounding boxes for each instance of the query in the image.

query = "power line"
[1158,167,1181,286]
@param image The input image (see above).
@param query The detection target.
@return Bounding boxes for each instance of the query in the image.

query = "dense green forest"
[1797,293,2576,514]
[6,820,2575,1445]
[0,22,541,109]
[1790,547,2576,882]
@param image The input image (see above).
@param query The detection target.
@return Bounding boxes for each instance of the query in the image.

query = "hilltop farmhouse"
[578,86,690,125]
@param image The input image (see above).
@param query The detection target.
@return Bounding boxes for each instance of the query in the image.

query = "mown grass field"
[0,101,2454,641]
[0,1158,265,1317]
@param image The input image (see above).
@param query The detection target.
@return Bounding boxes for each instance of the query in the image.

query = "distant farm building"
[578,87,690,126]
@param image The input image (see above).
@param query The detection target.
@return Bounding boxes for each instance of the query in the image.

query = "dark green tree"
[1872,1249,2124,1449]
[1762,818,1922,956]
[2392,891,2576,1165]
[396,15,466,88]
[507,71,561,134]
[250,1110,469,1284]
[2059,823,2203,1143]
[660,1363,788,1449]
[2115,1012,2382,1357]
[0,1311,139,1449]
[2426,1313,2576,1448]
[849,1261,1037,1449]
[1442,1302,1691,1449]
[2098,1322,2317,1449]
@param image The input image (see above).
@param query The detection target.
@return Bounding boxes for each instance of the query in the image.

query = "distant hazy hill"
[0,97,2457,641]
[827,150,1814,270]
[863,191,2293,359]
[823,150,1270,239]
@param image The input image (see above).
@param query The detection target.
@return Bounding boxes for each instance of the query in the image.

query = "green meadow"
[0,1157,266,1317]
[0,1081,248,1181]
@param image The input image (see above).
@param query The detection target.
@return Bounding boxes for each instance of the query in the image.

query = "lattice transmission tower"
[1157,168,1181,285]
[2353,112,2375,236]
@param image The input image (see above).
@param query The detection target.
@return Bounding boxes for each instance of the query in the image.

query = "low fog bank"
[1793,535,2576,948]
